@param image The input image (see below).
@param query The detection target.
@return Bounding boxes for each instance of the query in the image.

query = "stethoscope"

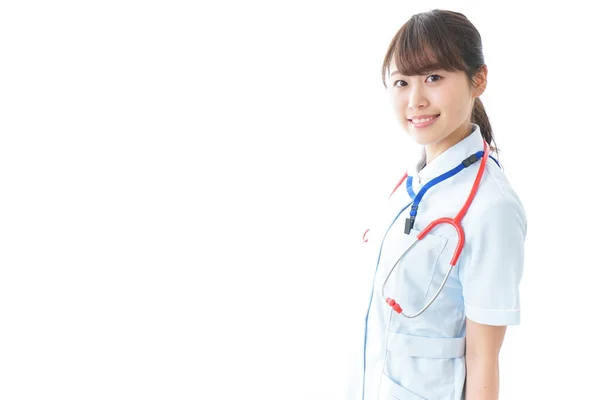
[361,139,497,400]
[381,139,491,318]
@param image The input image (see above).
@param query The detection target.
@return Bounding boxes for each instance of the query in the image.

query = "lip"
[409,114,440,129]
[409,114,439,120]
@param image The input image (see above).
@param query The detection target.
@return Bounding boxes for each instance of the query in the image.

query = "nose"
[408,85,428,110]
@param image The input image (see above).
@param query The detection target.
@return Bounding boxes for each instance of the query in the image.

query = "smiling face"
[388,58,487,163]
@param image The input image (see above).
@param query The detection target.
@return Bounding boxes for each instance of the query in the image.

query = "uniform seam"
[464,301,520,312]
[476,166,510,208]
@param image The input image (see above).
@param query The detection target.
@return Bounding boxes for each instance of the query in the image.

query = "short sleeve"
[458,198,527,326]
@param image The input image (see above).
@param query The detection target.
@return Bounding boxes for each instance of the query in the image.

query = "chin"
[402,118,445,145]
[408,131,440,147]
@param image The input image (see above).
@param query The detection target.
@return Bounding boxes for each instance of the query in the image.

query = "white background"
[1,1,599,399]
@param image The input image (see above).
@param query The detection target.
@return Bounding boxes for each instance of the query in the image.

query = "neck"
[425,121,473,164]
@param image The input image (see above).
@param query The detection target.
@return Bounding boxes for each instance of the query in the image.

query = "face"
[388,59,486,160]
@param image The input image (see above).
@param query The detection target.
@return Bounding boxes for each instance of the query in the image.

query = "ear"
[472,65,488,98]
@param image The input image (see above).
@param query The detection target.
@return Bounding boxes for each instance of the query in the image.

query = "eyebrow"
[390,69,439,78]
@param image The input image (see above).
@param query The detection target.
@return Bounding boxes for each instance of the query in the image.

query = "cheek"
[429,91,451,109]
[390,96,407,118]
[447,99,472,122]
[437,88,471,118]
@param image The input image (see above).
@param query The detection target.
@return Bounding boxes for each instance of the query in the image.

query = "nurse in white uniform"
[359,9,527,400]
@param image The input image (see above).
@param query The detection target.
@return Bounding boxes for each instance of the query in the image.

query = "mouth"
[409,114,440,128]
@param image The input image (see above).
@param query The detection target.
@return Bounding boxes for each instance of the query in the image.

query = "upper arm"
[464,319,506,400]
[466,317,506,358]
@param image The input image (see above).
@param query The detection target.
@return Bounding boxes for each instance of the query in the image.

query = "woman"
[360,9,527,400]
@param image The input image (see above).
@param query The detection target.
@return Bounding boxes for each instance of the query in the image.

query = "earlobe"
[471,80,487,99]
[474,65,488,96]
[477,81,487,97]
[472,85,486,99]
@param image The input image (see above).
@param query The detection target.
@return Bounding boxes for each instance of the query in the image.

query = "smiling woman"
[381,10,496,165]
[388,65,485,163]
[357,9,527,400]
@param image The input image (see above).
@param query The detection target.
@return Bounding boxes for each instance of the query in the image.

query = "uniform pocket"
[382,334,464,400]
[378,372,427,400]
[379,224,449,313]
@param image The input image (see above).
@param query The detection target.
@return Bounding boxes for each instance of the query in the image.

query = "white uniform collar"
[407,123,486,183]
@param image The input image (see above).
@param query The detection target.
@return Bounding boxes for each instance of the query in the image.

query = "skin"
[388,59,507,399]
[388,59,487,164]
[465,321,507,399]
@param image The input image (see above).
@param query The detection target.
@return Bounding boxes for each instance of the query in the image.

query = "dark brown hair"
[381,9,497,152]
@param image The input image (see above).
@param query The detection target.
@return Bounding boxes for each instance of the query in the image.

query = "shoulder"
[462,161,527,239]
[469,156,526,216]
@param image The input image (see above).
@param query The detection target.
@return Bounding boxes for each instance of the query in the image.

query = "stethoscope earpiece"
[386,298,403,314]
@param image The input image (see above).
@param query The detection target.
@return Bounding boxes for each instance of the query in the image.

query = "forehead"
[389,59,438,77]
[388,44,442,76]
[388,57,462,79]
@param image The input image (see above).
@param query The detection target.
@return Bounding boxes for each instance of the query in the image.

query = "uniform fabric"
[360,124,527,400]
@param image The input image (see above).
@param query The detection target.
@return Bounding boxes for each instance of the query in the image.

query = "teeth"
[412,116,437,123]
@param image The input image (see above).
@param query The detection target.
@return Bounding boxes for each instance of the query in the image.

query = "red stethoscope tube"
[382,140,490,317]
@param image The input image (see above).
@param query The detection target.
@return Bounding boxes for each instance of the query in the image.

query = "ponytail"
[472,97,498,153]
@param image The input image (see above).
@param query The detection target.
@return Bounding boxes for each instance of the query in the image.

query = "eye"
[426,74,442,82]
[393,74,442,88]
